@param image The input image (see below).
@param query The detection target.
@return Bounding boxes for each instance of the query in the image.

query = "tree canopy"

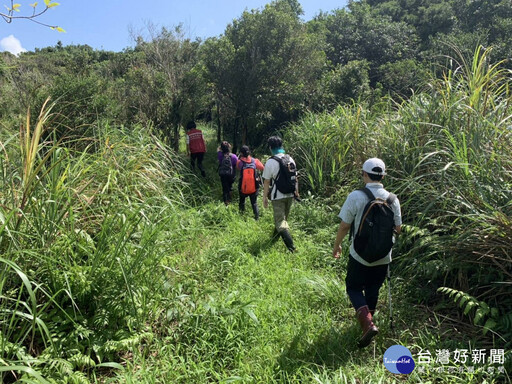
[2,0,512,147]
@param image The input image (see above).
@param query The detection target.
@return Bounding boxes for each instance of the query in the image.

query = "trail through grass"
[104,127,508,383]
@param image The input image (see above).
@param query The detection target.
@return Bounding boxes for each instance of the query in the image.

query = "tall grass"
[2,47,511,383]
[0,102,192,381]
[288,46,512,348]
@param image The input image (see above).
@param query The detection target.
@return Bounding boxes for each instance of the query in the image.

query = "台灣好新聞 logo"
[383,345,415,374]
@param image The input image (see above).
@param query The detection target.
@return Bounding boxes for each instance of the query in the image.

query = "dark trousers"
[190,152,205,176]
[239,191,259,219]
[220,174,235,203]
[345,254,388,311]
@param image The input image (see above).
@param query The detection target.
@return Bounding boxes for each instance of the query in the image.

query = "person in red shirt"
[185,121,206,177]
[236,145,264,220]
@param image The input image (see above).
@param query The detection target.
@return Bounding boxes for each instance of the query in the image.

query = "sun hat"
[362,158,386,175]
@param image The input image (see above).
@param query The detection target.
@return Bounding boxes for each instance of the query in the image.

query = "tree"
[313,60,371,110]
[128,24,204,150]
[376,59,429,98]
[321,2,418,87]
[1,0,65,31]
[203,0,325,147]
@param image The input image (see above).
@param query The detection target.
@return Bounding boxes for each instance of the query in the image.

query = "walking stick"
[387,263,394,332]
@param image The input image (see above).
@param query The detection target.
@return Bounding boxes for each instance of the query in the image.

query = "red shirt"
[186,129,206,153]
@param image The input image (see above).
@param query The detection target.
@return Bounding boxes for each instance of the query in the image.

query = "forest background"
[0,0,511,382]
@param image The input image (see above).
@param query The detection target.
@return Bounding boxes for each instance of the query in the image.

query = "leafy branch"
[437,287,500,335]
[1,0,65,31]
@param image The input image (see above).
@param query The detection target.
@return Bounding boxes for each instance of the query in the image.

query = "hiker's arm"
[394,225,401,235]
[333,221,351,259]
[263,179,271,208]
[256,159,265,171]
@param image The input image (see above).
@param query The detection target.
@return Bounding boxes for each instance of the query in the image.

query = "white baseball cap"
[362,158,386,175]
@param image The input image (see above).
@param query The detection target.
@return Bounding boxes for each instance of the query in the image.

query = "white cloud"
[0,35,27,55]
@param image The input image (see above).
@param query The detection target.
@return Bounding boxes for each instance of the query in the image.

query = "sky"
[0,0,348,54]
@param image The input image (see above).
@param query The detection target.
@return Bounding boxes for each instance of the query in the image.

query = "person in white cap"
[332,158,402,348]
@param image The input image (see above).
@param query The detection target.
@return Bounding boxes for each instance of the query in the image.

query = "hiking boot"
[280,230,296,253]
[356,305,378,348]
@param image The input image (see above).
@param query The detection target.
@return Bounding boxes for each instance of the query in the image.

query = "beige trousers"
[271,197,293,232]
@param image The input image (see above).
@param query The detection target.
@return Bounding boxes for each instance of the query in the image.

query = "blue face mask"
[271,148,285,156]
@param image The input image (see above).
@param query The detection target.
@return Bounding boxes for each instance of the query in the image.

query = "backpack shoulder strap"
[359,187,375,201]
[241,157,255,170]
[386,193,397,205]
[270,155,283,164]
[270,156,283,199]
[349,188,373,240]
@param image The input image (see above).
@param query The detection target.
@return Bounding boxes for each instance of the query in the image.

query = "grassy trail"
[114,130,436,384]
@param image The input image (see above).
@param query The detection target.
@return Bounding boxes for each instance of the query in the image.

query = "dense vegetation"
[1,0,511,382]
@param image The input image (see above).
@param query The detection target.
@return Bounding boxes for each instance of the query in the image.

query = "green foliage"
[314,60,371,109]
[287,104,375,195]
[437,287,500,334]
[289,46,512,351]
[41,73,111,138]
[376,59,430,98]
[202,0,325,147]
[321,2,419,78]
[0,106,191,381]
[127,25,205,149]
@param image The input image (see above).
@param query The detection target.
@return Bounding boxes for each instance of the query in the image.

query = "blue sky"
[1,0,347,54]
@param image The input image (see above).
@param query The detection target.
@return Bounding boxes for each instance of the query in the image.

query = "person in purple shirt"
[217,141,238,205]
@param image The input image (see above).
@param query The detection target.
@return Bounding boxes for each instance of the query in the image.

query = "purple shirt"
[217,152,238,168]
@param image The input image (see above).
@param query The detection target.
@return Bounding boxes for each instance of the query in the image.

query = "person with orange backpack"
[236,145,264,220]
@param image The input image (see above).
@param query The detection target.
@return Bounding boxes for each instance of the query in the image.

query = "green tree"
[366,0,455,41]
[203,0,325,146]
[376,59,429,98]
[312,60,371,110]
[128,24,204,150]
[321,2,418,85]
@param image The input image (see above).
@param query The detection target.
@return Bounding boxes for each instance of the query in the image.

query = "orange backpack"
[240,158,259,194]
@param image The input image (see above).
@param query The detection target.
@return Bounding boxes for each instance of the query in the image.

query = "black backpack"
[218,153,233,177]
[271,155,297,198]
[351,187,397,263]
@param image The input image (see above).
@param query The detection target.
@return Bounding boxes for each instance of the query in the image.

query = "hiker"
[332,158,402,348]
[217,141,238,205]
[185,121,206,177]
[236,145,264,220]
[262,136,298,252]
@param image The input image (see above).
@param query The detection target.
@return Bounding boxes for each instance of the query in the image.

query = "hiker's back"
[341,183,401,266]
[187,128,206,153]
[265,154,297,200]
[219,153,234,177]
[239,157,262,195]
